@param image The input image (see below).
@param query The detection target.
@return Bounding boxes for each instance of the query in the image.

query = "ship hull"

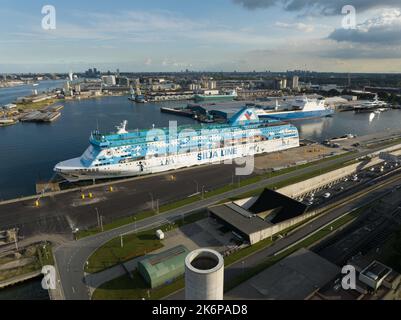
[194,95,236,102]
[258,109,334,121]
[57,137,299,182]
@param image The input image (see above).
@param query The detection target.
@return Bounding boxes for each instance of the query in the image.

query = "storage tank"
[185,248,224,300]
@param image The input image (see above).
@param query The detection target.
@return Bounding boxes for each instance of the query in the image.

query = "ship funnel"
[229,107,259,125]
[116,120,128,134]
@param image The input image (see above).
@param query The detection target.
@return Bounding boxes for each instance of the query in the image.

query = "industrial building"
[137,245,190,289]
[209,189,308,245]
[101,75,116,86]
[308,257,401,300]
[225,248,340,300]
[185,248,224,300]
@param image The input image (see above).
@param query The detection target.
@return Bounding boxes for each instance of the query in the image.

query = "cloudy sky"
[1,0,401,72]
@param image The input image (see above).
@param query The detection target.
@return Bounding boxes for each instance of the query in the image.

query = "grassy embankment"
[84,152,358,274]
[0,243,54,283]
[85,211,207,274]
[379,227,401,274]
[16,98,63,111]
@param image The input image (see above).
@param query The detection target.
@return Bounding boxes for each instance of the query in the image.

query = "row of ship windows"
[147,135,295,147]
[99,136,296,162]
[108,129,294,146]
[94,137,296,165]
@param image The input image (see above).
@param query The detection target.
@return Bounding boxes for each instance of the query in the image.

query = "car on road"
[323,192,331,199]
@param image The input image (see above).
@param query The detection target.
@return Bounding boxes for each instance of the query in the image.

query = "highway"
[53,150,401,300]
[169,172,401,299]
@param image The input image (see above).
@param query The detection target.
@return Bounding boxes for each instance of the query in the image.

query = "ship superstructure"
[257,97,334,121]
[54,108,299,182]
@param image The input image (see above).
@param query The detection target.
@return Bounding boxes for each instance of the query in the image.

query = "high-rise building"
[291,76,299,90]
[208,80,217,90]
[116,76,129,86]
[274,78,287,90]
[101,75,116,86]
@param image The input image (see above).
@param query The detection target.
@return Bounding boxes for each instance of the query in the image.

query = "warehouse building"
[209,189,308,245]
[225,248,340,300]
[137,245,190,289]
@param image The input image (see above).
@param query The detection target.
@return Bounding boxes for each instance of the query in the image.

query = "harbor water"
[1,82,401,299]
[1,82,401,201]
[0,277,49,300]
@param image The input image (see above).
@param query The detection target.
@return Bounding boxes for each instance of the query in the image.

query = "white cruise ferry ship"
[54,108,300,182]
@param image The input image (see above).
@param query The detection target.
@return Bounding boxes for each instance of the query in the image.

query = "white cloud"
[275,21,315,32]
[329,9,401,44]
[233,0,401,15]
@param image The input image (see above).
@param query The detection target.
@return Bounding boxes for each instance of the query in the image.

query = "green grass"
[85,211,207,274]
[379,227,401,274]
[0,242,54,283]
[91,207,362,300]
[365,137,401,149]
[37,242,54,266]
[77,151,356,239]
[224,210,361,292]
[225,158,359,202]
[92,270,185,300]
[16,98,63,111]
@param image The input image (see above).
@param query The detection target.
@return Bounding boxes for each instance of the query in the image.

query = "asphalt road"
[0,141,394,299]
[54,155,401,300]
[169,173,401,300]
[0,144,374,239]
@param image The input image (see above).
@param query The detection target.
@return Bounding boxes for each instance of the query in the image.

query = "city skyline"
[1,0,401,73]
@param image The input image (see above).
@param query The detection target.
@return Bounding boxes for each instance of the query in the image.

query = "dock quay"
[0,119,18,127]
[18,105,63,123]
[0,271,42,289]
[0,130,401,240]
[20,111,61,123]
[160,107,195,118]
[147,92,194,102]
[43,105,63,112]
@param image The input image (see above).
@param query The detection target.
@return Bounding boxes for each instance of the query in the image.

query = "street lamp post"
[100,215,104,232]
[95,208,100,230]
[149,193,154,211]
